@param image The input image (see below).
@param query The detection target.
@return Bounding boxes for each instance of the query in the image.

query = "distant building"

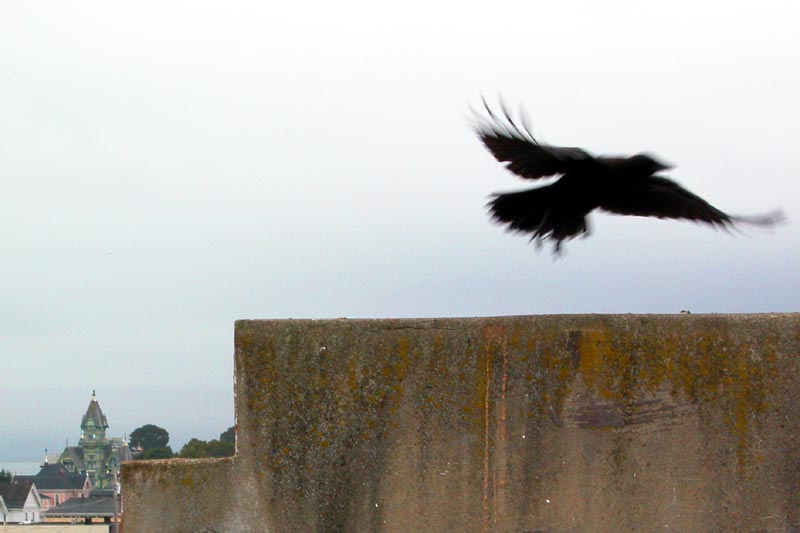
[58,391,134,489]
[14,462,91,510]
[0,478,43,524]
[44,489,121,525]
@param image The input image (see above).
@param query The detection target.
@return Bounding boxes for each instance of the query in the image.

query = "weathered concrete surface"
[123,314,800,532]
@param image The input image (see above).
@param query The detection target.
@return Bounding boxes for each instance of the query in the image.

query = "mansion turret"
[59,391,134,488]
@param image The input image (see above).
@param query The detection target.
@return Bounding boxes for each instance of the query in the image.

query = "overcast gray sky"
[2,1,798,461]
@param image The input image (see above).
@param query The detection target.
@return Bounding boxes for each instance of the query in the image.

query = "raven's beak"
[655,160,674,172]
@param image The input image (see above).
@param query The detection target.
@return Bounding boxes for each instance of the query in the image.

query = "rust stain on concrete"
[478,323,509,532]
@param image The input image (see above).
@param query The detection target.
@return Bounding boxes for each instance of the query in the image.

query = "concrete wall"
[123,314,800,532]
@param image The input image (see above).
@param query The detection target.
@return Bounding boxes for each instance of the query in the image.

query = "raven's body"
[476,100,783,252]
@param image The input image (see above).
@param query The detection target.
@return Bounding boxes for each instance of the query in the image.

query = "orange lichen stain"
[570,323,780,469]
[432,335,444,355]
[512,327,577,422]
[577,329,610,385]
[346,356,358,395]
[481,324,506,345]
[180,476,195,488]
[508,327,523,350]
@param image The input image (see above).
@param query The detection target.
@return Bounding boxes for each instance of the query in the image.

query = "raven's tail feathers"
[487,187,589,253]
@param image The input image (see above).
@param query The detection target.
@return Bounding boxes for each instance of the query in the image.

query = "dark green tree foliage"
[219,426,235,444]
[207,439,234,457]
[141,446,174,460]
[130,424,170,451]
[179,438,210,458]
[179,437,234,458]
[0,468,11,482]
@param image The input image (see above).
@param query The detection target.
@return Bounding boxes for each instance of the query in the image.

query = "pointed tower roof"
[81,390,109,430]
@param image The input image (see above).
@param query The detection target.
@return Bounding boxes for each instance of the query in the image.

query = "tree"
[206,439,234,457]
[141,446,174,460]
[179,437,234,458]
[130,424,170,451]
[0,468,11,482]
[178,438,210,459]
[219,426,234,444]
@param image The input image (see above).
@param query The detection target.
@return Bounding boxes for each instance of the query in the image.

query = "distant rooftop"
[0,478,34,508]
[80,390,109,430]
[44,493,119,518]
[14,463,88,490]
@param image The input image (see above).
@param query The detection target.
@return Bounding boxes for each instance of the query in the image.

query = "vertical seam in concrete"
[480,324,508,532]
[482,338,491,533]
[496,335,509,527]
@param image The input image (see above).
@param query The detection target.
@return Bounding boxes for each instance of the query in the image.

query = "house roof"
[43,493,119,517]
[81,391,109,430]
[60,446,87,472]
[0,479,35,508]
[15,463,89,491]
[103,441,134,465]
[38,463,67,476]
[110,438,134,462]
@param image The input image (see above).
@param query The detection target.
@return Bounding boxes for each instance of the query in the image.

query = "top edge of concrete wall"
[236,312,798,324]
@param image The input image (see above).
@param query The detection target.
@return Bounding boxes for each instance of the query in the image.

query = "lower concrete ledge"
[123,458,236,529]
[122,314,800,532]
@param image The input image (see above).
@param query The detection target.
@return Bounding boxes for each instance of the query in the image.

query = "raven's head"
[629,153,673,174]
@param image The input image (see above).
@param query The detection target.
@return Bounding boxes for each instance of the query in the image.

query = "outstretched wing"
[474,98,594,180]
[599,176,734,227]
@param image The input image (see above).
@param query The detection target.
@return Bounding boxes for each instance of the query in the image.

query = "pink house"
[13,463,91,510]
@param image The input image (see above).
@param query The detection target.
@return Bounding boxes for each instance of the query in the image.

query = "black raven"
[475,99,784,253]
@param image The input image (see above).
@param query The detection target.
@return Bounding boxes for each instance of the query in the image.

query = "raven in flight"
[475,99,784,253]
